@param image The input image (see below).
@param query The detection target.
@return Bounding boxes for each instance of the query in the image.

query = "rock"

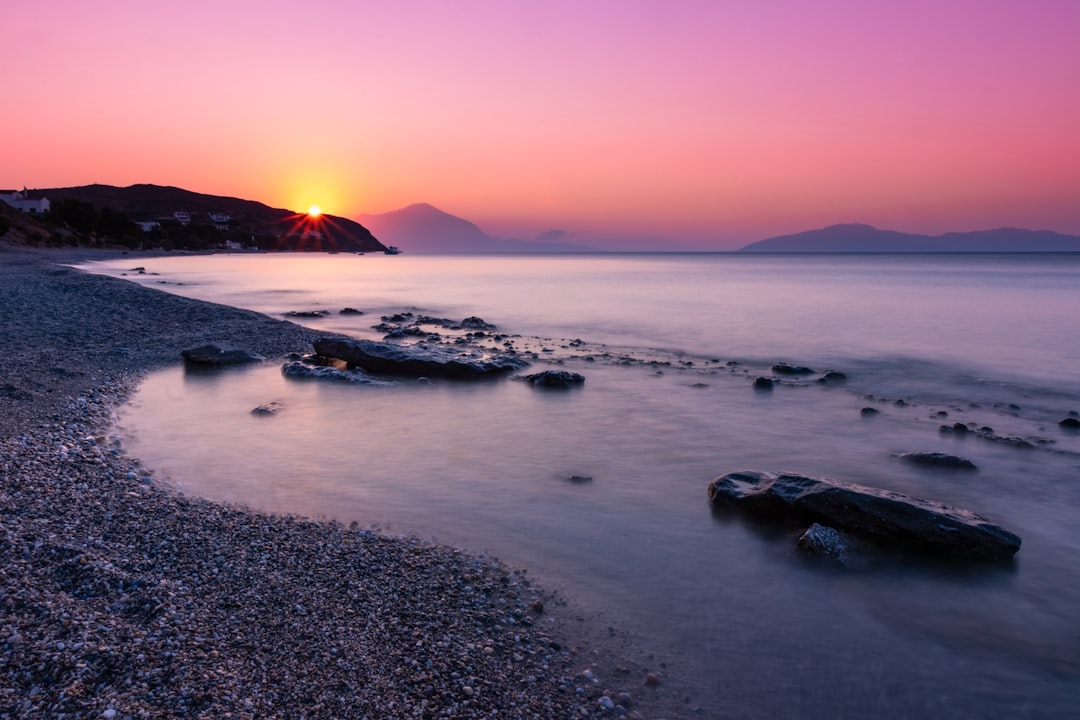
[899,452,977,470]
[753,376,774,390]
[772,362,815,375]
[1059,417,1080,429]
[817,370,848,384]
[339,307,364,315]
[796,523,852,560]
[860,407,880,417]
[566,475,593,485]
[460,316,496,330]
[313,337,528,379]
[707,470,1021,561]
[180,344,264,365]
[283,310,330,318]
[521,370,585,389]
[280,361,396,385]
[251,402,284,416]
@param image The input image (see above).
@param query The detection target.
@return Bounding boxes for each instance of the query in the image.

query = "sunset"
[3,3,1080,718]
[4,0,1079,248]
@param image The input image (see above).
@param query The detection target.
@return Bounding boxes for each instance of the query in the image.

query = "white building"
[0,190,50,214]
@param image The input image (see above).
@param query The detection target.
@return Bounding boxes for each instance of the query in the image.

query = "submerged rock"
[520,370,585,389]
[772,362,815,375]
[707,470,1020,561]
[796,523,853,561]
[753,376,774,390]
[181,344,264,366]
[1059,417,1080,429]
[251,401,284,416]
[281,361,397,385]
[817,370,848,384]
[313,337,528,379]
[899,452,978,470]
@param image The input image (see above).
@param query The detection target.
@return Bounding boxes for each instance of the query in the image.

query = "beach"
[0,245,674,719]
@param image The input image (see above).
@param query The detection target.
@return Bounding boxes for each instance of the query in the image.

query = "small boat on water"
[384,246,402,255]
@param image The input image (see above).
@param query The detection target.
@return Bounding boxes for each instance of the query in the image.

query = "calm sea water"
[80,253,1080,719]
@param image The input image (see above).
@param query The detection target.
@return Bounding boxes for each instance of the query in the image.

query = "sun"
[307,205,322,218]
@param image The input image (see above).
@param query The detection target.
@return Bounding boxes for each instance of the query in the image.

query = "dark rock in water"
[312,337,528,379]
[753,376,774,390]
[796,523,853,561]
[339,307,364,315]
[940,422,970,435]
[772,362,815,375]
[816,371,848,384]
[283,310,330,318]
[281,361,396,385]
[1060,417,1080,429]
[460,316,496,330]
[521,370,585,389]
[899,452,977,470]
[251,401,284,416]
[566,475,593,484]
[181,344,264,366]
[707,470,1021,561]
[860,407,880,417]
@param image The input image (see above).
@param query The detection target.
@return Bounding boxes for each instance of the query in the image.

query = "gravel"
[0,245,679,719]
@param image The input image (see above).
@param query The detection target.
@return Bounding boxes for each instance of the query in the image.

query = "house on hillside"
[173,211,191,225]
[0,189,50,214]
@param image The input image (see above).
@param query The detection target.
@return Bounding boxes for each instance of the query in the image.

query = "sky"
[3,0,1079,250]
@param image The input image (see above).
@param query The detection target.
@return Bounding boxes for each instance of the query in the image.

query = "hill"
[38,184,386,253]
[356,203,593,253]
[738,223,1080,253]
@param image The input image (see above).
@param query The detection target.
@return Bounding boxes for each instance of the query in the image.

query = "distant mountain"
[738,224,1080,253]
[356,203,593,253]
[39,184,386,253]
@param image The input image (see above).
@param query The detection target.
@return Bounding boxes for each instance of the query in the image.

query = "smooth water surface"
[83,253,1080,719]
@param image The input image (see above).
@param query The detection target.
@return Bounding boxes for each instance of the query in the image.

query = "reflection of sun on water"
[307,205,322,218]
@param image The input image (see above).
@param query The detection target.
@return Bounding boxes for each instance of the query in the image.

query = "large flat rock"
[708,470,1020,561]
[313,337,528,379]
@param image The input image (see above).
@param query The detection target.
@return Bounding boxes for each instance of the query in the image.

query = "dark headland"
[0,244,678,719]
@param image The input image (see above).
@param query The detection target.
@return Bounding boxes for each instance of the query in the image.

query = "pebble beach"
[0,245,676,720]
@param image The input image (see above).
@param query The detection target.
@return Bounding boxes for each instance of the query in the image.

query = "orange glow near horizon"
[307,205,322,218]
[3,1,1080,249]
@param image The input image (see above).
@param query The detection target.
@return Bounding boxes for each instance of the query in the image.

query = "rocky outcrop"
[520,370,585,389]
[180,344,264,365]
[312,337,528,379]
[753,376,774,390]
[899,452,977,470]
[708,471,1020,561]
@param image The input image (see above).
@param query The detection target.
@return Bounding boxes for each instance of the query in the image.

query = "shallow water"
[83,253,1080,718]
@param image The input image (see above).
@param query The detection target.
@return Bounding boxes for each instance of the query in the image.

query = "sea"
[77,252,1080,719]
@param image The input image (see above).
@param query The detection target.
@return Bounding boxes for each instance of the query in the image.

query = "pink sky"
[3,0,1079,249]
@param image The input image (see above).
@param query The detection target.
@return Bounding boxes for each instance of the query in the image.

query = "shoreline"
[0,245,681,719]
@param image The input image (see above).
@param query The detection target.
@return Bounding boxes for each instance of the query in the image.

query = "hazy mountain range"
[356,203,595,253]
[738,223,1080,253]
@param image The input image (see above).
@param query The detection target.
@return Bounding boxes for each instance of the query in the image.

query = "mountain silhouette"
[39,184,386,253]
[739,223,1080,253]
[356,203,592,253]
